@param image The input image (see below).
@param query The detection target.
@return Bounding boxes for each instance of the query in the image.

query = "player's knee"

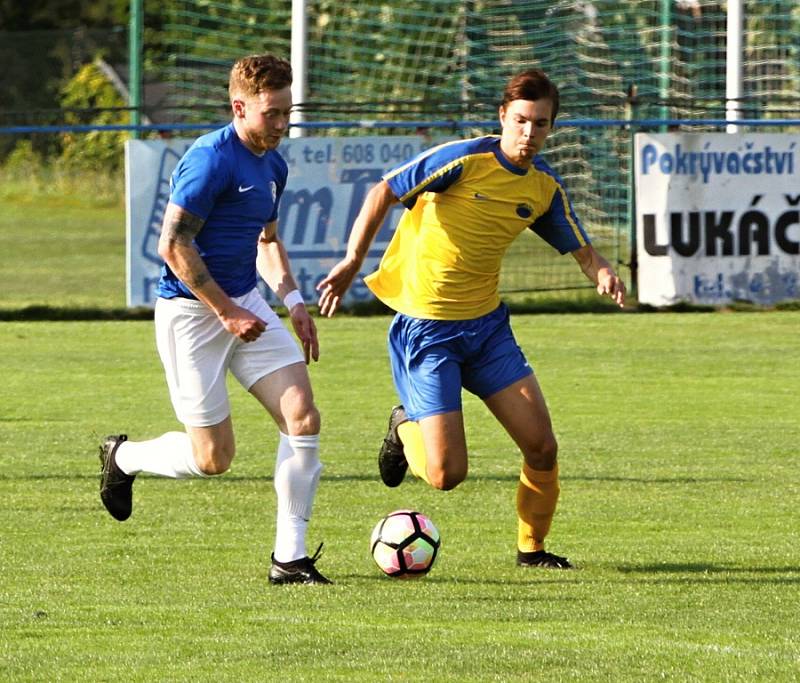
[194,442,234,475]
[285,403,321,436]
[523,432,558,471]
[198,460,229,476]
[428,463,467,491]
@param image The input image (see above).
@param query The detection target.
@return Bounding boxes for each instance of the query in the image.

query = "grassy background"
[0,173,126,311]
[1,312,799,681]
[0,176,627,315]
[1,178,798,679]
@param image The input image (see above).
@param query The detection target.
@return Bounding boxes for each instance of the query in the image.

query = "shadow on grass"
[331,573,583,588]
[616,563,800,583]
[0,306,155,321]
[0,472,750,486]
[2,299,797,321]
[564,474,749,485]
[0,472,751,486]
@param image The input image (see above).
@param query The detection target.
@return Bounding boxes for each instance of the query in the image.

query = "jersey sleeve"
[383,140,468,209]
[169,145,231,220]
[529,172,591,254]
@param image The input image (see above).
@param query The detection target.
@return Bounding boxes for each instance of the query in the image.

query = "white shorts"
[154,288,304,427]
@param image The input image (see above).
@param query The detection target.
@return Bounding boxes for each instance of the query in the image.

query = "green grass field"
[0,183,126,311]
[1,312,798,681]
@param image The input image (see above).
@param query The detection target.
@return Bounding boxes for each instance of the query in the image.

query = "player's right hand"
[220,304,267,342]
[316,259,360,317]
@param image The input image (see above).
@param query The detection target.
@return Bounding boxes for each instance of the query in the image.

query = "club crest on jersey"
[516,203,533,219]
[270,181,277,203]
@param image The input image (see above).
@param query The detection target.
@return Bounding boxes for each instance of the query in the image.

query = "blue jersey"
[156,123,288,299]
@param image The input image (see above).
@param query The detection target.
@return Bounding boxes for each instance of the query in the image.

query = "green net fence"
[158,0,800,123]
[155,2,800,296]
[3,1,800,299]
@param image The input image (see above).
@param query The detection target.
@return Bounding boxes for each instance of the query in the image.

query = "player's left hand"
[597,268,626,308]
[289,304,320,363]
[316,258,361,317]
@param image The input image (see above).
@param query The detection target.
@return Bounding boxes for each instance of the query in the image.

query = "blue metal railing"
[1,118,800,135]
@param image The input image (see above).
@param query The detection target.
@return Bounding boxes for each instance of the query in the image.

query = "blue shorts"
[387,303,534,421]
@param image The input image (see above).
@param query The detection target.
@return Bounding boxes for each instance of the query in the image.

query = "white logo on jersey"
[270,181,277,203]
[238,184,255,193]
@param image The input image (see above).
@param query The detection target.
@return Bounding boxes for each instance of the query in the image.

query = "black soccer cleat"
[516,549,574,569]
[378,405,409,487]
[269,543,332,585]
[98,434,136,522]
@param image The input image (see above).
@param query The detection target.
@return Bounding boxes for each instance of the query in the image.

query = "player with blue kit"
[98,54,331,585]
[318,68,625,570]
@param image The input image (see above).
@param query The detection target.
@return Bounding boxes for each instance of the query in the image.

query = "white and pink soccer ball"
[370,510,441,578]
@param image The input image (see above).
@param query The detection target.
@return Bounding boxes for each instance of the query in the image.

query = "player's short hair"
[229,54,293,101]
[501,69,560,124]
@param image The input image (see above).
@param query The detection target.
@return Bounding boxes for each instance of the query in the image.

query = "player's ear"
[232,98,246,118]
[498,104,506,126]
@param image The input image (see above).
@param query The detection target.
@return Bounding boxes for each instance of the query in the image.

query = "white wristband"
[282,289,304,310]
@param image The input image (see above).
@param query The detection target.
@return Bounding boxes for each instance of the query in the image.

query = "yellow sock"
[397,420,431,485]
[517,463,560,552]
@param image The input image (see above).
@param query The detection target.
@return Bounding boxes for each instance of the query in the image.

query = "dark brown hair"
[501,69,560,124]
[229,54,293,101]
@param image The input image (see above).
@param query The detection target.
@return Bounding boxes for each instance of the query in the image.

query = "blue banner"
[125,135,442,308]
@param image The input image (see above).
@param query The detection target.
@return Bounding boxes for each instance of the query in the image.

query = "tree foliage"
[59,62,128,170]
[0,0,128,29]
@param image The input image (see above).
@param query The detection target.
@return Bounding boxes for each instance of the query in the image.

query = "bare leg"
[414,410,469,490]
[249,362,323,565]
[484,375,564,558]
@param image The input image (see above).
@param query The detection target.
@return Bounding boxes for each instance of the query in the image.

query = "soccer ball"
[370,510,441,578]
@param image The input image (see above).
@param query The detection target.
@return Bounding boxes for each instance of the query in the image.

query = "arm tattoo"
[185,268,211,290]
[160,205,204,246]
[159,204,212,290]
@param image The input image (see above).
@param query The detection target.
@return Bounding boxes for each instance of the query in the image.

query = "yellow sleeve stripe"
[555,183,587,247]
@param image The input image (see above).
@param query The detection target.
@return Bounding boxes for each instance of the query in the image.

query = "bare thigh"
[483,374,558,471]
[418,410,468,490]
[183,362,320,474]
[248,362,320,436]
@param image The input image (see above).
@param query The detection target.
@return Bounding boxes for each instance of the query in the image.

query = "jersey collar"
[492,138,531,176]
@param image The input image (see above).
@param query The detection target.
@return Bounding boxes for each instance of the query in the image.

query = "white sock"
[114,431,207,478]
[272,431,322,563]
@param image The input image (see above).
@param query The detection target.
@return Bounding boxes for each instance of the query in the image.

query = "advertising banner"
[126,134,441,308]
[634,133,799,306]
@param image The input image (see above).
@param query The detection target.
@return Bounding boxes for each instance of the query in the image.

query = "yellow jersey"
[365,135,589,320]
